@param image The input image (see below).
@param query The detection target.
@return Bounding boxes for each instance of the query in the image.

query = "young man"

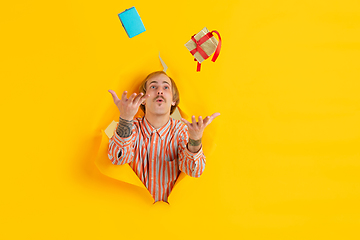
[108,71,219,203]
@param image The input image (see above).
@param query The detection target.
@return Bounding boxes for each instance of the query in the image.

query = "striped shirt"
[108,117,206,202]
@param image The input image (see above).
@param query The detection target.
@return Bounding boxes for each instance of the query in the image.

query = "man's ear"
[171,101,176,106]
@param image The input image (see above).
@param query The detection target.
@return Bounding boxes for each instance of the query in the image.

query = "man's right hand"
[108,90,150,121]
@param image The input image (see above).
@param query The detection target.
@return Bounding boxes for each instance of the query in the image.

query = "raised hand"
[181,112,220,141]
[108,90,150,121]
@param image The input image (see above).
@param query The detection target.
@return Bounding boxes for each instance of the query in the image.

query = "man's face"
[143,74,176,116]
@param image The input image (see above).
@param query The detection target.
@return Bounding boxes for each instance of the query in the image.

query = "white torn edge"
[105,120,118,138]
[159,52,168,73]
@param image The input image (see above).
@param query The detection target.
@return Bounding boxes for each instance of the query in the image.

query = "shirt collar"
[142,117,172,140]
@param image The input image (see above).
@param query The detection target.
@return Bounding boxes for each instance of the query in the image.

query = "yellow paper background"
[1,0,360,239]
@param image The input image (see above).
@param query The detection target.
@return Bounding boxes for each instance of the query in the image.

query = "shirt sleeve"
[177,127,206,178]
[107,122,137,165]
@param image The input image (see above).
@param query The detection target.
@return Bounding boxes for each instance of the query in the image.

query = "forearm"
[116,117,133,138]
[179,146,206,178]
[108,117,135,165]
[187,138,202,153]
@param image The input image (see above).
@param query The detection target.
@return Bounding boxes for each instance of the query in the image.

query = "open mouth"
[155,98,165,103]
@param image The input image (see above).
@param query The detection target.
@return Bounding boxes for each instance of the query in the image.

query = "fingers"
[135,93,150,105]
[120,91,128,102]
[211,112,221,119]
[191,115,197,129]
[204,112,220,127]
[203,116,210,126]
[140,93,150,104]
[108,90,120,103]
[128,93,137,103]
[181,118,191,127]
[133,92,144,104]
[119,91,150,105]
[183,113,219,129]
[190,115,204,130]
[198,116,203,129]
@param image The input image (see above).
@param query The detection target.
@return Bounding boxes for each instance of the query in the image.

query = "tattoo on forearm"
[116,117,133,138]
[189,138,202,146]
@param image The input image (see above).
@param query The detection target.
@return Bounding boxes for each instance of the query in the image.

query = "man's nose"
[157,89,163,95]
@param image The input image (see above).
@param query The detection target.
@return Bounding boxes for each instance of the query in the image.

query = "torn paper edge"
[159,52,168,73]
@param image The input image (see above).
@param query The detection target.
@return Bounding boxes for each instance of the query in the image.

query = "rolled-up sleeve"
[107,123,137,165]
[178,128,206,178]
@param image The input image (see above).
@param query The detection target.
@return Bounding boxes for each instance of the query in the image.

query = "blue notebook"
[118,7,146,38]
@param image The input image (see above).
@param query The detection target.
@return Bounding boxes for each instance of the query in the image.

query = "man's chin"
[146,105,172,115]
[149,110,171,116]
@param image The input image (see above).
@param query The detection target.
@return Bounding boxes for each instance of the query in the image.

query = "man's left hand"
[181,112,220,141]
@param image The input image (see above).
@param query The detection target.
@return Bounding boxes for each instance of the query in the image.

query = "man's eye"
[164,86,169,89]
[150,86,156,89]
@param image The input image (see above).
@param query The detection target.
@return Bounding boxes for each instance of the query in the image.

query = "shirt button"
[151,177,154,180]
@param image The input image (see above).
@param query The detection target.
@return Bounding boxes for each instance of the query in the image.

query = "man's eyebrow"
[149,81,170,85]
[149,81,157,85]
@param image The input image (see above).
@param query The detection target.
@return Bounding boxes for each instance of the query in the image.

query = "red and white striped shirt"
[108,117,206,202]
